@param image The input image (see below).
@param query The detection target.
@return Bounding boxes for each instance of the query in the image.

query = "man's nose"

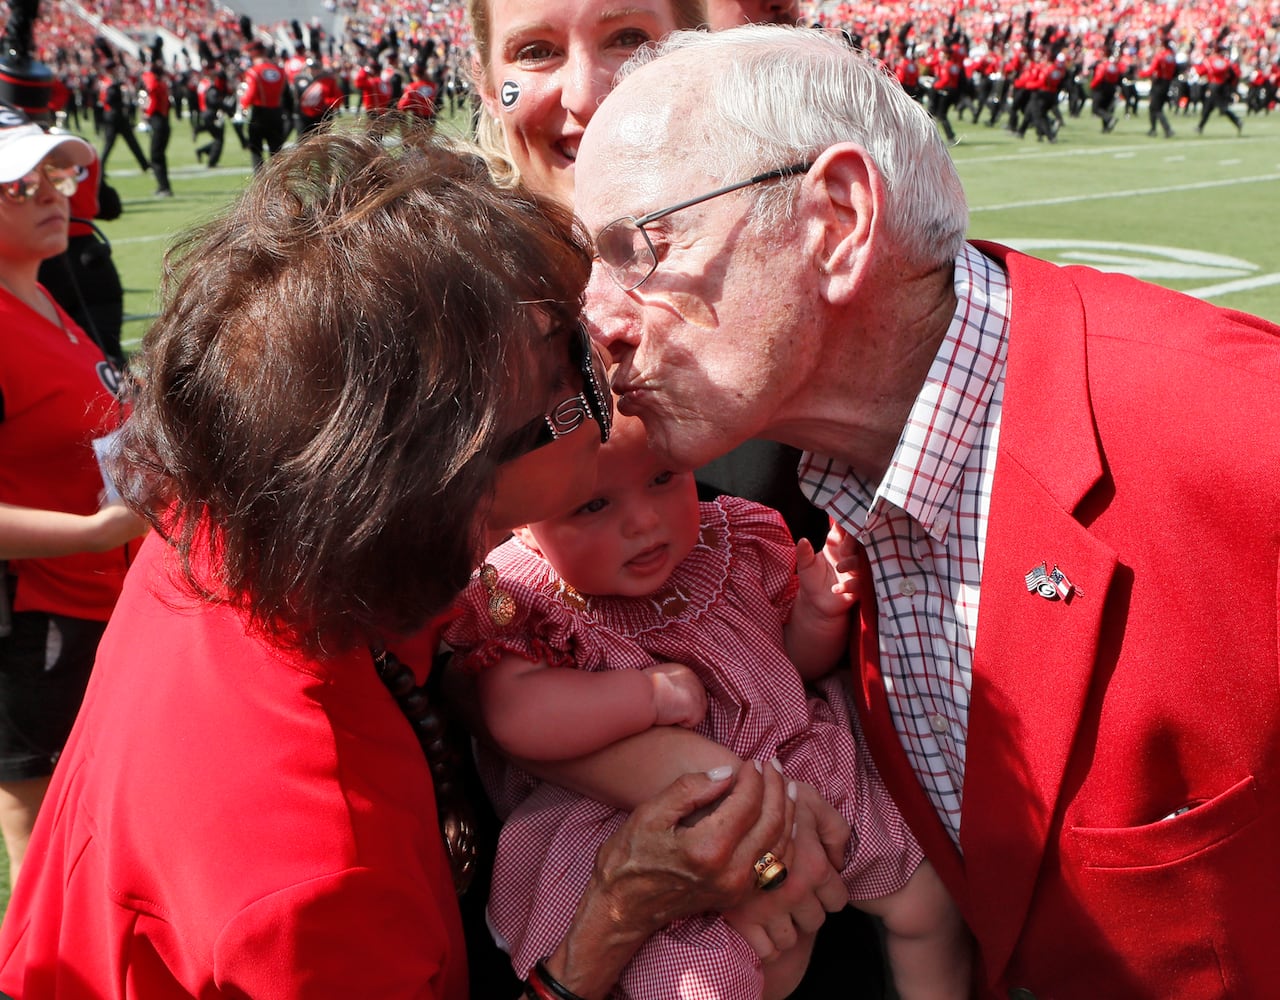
[583,264,638,358]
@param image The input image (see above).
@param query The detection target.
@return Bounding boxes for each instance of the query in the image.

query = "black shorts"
[0,583,104,781]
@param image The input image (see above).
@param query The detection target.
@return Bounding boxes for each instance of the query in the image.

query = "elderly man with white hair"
[577,24,1280,1000]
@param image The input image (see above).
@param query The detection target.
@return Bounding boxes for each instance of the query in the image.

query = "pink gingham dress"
[445,497,922,1000]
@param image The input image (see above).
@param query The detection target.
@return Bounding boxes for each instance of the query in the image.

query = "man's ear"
[513,525,542,554]
[803,143,882,305]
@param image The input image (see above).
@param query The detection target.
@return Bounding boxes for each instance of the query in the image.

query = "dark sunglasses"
[495,322,613,464]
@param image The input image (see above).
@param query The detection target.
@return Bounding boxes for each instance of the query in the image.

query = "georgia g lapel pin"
[1025,563,1076,602]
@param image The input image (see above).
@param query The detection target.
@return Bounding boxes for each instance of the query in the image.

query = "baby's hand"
[644,662,708,729]
[795,523,861,620]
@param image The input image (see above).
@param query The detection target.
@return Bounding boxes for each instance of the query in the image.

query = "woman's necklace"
[372,646,479,896]
[0,271,77,343]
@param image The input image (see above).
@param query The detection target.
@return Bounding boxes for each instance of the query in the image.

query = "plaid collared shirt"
[798,243,1010,845]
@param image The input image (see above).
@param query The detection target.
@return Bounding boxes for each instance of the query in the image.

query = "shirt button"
[930,714,950,734]
[900,579,917,596]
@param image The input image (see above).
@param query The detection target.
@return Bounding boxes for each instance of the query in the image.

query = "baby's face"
[518,418,701,598]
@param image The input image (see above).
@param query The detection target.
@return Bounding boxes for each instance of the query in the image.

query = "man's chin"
[650,428,739,474]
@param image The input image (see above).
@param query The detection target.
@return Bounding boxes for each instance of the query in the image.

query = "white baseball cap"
[0,101,94,184]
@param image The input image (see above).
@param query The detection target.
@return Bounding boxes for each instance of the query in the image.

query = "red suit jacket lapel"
[851,243,1120,984]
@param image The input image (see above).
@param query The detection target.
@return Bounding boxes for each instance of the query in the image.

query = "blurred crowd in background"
[0,0,1276,157]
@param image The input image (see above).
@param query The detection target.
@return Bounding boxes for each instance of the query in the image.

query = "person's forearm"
[783,608,850,681]
[481,663,660,762]
[538,764,782,1000]
[541,866,657,1000]
[0,502,142,560]
[522,727,740,810]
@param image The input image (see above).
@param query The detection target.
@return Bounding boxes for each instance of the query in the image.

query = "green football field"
[86,100,1280,360]
[956,107,1280,322]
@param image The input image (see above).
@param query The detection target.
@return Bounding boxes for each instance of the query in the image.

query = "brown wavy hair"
[114,117,591,656]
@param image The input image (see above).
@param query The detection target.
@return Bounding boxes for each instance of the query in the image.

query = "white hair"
[618,25,969,266]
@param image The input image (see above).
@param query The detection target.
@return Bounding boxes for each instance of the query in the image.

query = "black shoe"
[195,148,206,164]
[141,160,151,172]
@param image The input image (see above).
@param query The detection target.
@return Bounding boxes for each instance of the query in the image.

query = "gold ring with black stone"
[753,850,788,891]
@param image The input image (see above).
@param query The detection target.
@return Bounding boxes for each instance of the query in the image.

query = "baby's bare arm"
[477,654,706,763]
[523,727,744,811]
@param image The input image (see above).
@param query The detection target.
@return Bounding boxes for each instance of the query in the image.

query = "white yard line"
[970,172,1280,213]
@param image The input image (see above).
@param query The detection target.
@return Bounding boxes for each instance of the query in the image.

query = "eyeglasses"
[0,162,86,204]
[593,162,814,292]
[495,322,614,464]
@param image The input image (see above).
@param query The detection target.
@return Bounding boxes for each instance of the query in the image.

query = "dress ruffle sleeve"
[441,537,581,674]
[716,495,801,619]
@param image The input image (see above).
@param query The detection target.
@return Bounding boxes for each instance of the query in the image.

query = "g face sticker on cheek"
[500,79,521,111]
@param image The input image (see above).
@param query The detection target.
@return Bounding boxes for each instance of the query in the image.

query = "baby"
[446,414,968,1000]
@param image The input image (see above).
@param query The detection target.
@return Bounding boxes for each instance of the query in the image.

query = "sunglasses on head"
[495,322,614,464]
[1,162,86,204]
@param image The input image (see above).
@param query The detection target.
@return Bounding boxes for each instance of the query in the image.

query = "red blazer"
[849,242,1280,998]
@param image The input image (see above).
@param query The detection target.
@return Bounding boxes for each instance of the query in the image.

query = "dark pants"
[928,87,959,141]
[1198,83,1242,131]
[1019,91,1058,141]
[148,114,171,192]
[1067,77,1088,116]
[1122,81,1140,115]
[972,76,994,122]
[1148,80,1175,136]
[99,112,148,172]
[986,78,1010,124]
[0,581,104,782]
[1091,84,1118,129]
[195,111,225,166]
[246,106,286,171]
[1003,86,1031,130]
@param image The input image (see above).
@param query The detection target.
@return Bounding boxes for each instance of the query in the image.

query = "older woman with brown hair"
[0,118,792,999]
